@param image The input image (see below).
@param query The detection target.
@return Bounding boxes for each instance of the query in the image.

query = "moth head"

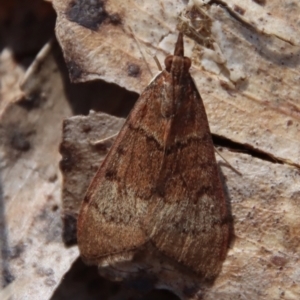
[164,32,191,73]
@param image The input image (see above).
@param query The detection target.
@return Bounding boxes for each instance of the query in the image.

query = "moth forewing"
[77,32,230,298]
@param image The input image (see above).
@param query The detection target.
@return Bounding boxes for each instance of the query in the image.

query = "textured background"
[0,0,300,299]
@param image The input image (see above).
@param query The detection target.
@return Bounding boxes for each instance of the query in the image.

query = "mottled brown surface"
[77,34,230,298]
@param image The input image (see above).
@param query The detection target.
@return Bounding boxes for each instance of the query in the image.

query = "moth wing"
[148,150,229,278]
[77,74,168,263]
[77,125,149,263]
[147,79,229,278]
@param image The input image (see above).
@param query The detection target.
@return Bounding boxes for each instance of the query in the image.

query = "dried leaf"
[0,41,78,299]
[53,0,300,166]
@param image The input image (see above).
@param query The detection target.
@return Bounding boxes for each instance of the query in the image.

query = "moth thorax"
[164,55,191,73]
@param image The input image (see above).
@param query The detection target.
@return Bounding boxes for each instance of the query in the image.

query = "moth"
[77,33,229,293]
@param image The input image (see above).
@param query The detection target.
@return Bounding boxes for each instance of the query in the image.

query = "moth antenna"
[89,133,118,146]
[153,55,163,71]
[214,147,242,176]
[174,32,184,57]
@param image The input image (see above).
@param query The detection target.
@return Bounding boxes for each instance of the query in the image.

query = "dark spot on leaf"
[81,123,91,133]
[233,5,245,15]
[48,174,58,183]
[252,0,266,5]
[271,255,287,267]
[59,142,76,172]
[127,63,141,78]
[8,242,25,259]
[2,269,15,286]
[52,205,59,212]
[66,0,108,31]
[109,13,122,25]
[10,132,31,152]
[92,142,109,152]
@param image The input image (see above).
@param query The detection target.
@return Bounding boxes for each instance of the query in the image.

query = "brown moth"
[77,33,230,295]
